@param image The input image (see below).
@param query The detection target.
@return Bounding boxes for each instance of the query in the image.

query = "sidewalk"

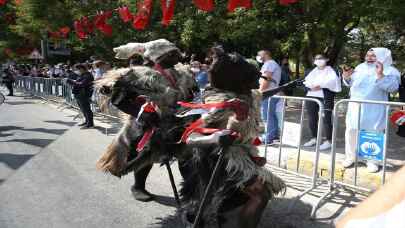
[260,101,405,190]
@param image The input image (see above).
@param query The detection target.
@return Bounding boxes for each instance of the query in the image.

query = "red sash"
[154,64,177,88]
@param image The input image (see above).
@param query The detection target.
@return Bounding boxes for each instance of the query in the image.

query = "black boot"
[78,122,87,126]
[131,165,154,202]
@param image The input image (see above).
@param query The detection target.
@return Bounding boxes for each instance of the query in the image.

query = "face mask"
[74,70,81,75]
[256,56,263,63]
[191,67,200,73]
[314,59,327,67]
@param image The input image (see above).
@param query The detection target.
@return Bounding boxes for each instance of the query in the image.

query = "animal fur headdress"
[113,39,180,62]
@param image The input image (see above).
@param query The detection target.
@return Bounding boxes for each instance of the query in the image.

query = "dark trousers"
[306,97,333,141]
[134,164,153,190]
[133,160,189,190]
[75,95,94,126]
[5,82,13,95]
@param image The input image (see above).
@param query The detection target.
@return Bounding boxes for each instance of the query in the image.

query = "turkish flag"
[94,11,113,36]
[59,26,71,38]
[227,0,252,12]
[74,20,87,40]
[279,0,299,6]
[160,0,176,26]
[119,6,133,23]
[133,0,153,30]
[0,0,6,6]
[48,31,62,39]
[193,0,214,12]
[81,16,94,34]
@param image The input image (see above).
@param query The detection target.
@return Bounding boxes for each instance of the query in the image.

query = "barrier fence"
[263,95,326,218]
[312,99,405,217]
[264,96,405,218]
[13,76,122,120]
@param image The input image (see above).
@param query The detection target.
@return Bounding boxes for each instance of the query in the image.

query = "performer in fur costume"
[96,39,198,202]
[178,47,286,228]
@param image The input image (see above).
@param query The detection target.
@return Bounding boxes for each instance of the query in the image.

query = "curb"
[259,145,393,190]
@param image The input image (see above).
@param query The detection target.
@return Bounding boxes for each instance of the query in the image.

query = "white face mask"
[74,70,81,75]
[314,59,327,67]
[256,56,264,63]
[191,67,200,73]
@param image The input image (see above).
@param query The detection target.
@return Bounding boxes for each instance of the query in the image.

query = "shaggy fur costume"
[95,65,197,177]
[180,87,286,227]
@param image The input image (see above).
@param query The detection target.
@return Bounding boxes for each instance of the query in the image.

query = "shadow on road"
[148,197,333,228]
[0,126,68,136]
[4,101,35,105]
[0,153,35,170]
[0,138,54,148]
[153,195,178,208]
[44,120,77,127]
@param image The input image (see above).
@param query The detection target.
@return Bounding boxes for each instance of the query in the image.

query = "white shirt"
[304,66,341,98]
[260,60,282,91]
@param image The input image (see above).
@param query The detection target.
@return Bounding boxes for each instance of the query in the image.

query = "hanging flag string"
[10,0,300,41]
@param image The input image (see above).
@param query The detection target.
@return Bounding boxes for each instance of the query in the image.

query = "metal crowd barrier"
[312,99,405,217]
[263,95,325,217]
[14,76,122,122]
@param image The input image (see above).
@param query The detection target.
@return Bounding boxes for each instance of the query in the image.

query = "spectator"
[190,61,209,89]
[280,57,293,96]
[2,68,15,96]
[303,54,342,150]
[66,64,95,129]
[342,48,400,173]
[257,50,282,144]
[92,60,106,80]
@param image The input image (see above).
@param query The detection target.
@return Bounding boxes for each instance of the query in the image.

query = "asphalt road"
[0,95,338,228]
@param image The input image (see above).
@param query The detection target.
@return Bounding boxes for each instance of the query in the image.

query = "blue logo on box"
[357,130,384,162]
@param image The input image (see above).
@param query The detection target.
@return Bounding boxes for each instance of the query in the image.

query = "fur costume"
[95,64,197,177]
[179,50,286,227]
[180,87,286,227]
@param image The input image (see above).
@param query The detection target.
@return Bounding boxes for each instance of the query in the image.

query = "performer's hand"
[376,61,384,79]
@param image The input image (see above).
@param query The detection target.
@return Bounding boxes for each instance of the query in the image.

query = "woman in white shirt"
[303,54,342,150]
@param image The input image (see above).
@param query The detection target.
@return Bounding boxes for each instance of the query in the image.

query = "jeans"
[261,97,280,142]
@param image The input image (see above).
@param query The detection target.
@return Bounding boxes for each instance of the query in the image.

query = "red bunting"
[227,0,252,12]
[0,0,6,6]
[160,0,176,26]
[48,31,61,39]
[279,0,299,6]
[74,20,87,40]
[94,11,113,36]
[118,6,133,23]
[81,16,94,34]
[133,0,153,30]
[59,26,71,38]
[193,0,214,12]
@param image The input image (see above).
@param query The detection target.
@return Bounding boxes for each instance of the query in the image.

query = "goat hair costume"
[179,87,286,227]
[95,64,197,177]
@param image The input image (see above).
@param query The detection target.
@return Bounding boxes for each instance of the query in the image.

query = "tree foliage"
[0,0,404,71]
